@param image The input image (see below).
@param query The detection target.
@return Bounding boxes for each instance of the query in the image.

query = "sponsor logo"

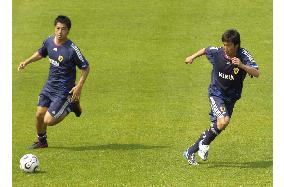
[58,55,64,62]
[53,48,57,51]
[49,58,59,67]
[218,72,234,80]
[220,106,226,113]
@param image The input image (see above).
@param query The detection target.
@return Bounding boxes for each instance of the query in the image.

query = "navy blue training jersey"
[205,46,258,100]
[38,36,89,96]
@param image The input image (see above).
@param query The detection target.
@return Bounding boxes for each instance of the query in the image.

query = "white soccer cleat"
[198,141,209,161]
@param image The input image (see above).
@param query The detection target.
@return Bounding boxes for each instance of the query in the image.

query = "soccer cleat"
[70,100,82,117]
[198,141,209,161]
[183,150,199,165]
[28,141,48,149]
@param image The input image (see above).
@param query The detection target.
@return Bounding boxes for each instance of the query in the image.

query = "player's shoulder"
[239,47,256,62]
[66,40,80,51]
[67,40,85,61]
[45,35,54,42]
[61,40,77,54]
[206,46,223,54]
[239,47,252,57]
[41,35,54,46]
[239,48,257,67]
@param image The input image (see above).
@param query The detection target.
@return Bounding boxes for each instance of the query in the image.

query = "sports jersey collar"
[53,35,70,47]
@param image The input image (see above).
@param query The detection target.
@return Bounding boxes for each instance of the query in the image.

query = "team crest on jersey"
[233,67,239,74]
[58,55,64,62]
[220,106,226,113]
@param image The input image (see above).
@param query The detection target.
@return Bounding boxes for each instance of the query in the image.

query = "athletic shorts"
[38,91,71,119]
[208,95,236,123]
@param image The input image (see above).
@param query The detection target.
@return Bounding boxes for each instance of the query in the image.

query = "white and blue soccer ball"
[19,154,39,173]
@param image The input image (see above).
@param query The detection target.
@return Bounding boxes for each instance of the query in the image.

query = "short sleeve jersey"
[38,36,89,96]
[205,46,258,100]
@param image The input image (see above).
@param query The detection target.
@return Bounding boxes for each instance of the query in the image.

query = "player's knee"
[36,111,45,120]
[44,116,56,126]
[217,117,230,130]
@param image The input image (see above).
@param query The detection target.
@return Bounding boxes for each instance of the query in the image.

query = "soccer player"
[18,15,90,149]
[183,29,259,165]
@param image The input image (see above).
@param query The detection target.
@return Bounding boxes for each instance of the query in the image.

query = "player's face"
[223,41,238,58]
[54,22,69,41]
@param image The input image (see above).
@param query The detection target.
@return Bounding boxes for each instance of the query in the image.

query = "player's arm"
[232,57,260,77]
[18,51,43,71]
[185,48,206,64]
[69,66,90,102]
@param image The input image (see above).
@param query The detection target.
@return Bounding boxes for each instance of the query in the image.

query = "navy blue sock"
[202,123,221,145]
[37,132,47,143]
[187,132,205,155]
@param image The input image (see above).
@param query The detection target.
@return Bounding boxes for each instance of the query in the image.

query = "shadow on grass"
[207,160,272,169]
[49,144,170,151]
[22,170,47,175]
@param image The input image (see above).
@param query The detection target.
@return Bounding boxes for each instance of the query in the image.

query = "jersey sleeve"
[205,46,219,65]
[240,48,258,69]
[38,38,49,57]
[71,43,89,69]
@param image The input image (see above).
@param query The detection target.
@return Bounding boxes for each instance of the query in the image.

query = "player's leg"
[196,96,226,160]
[183,131,205,165]
[184,110,213,164]
[196,115,230,157]
[30,106,49,148]
[44,110,68,126]
[29,95,71,149]
[202,96,228,144]
[43,96,71,126]
[183,96,234,164]
[184,96,224,162]
[203,97,236,144]
[29,94,51,149]
[198,96,235,160]
[36,106,48,133]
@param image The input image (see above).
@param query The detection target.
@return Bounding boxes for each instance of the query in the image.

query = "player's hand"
[185,56,194,64]
[69,85,82,102]
[231,57,241,66]
[18,62,27,71]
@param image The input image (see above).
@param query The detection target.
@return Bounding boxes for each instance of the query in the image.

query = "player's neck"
[54,36,68,46]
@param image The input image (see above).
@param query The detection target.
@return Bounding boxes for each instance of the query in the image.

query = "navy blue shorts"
[38,91,71,119]
[208,95,236,123]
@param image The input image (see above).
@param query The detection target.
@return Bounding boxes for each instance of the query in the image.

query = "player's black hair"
[54,15,71,30]
[222,29,241,48]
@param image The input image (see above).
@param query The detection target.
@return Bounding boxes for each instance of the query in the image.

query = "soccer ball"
[19,154,39,173]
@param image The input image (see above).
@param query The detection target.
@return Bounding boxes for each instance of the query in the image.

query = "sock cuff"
[37,132,47,138]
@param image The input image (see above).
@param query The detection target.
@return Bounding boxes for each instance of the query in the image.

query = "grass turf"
[13,0,272,186]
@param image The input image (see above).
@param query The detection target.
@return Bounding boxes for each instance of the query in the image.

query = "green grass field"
[13,0,272,186]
